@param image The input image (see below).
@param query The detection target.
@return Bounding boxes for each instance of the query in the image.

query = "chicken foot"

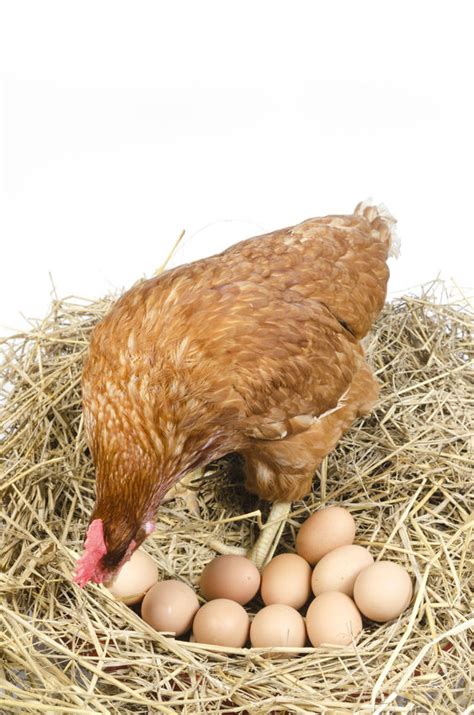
[164,467,291,569]
[208,540,247,556]
[207,501,292,568]
[247,501,292,569]
[162,469,202,516]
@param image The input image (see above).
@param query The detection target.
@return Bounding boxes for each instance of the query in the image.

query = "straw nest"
[1,280,473,714]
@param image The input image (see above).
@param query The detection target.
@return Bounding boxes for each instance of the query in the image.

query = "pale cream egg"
[296,506,356,565]
[192,598,250,648]
[250,604,306,650]
[353,561,413,622]
[311,544,374,597]
[107,549,158,605]
[141,580,200,636]
[261,553,312,609]
[200,555,261,605]
[306,592,363,647]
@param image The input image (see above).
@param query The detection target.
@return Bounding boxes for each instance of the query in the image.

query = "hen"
[75,201,398,587]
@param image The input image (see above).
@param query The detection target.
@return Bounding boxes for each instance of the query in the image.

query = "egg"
[141,580,199,636]
[200,555,260,605]
[250,604,306,650]
[295,506,356,565]
[353,561,413,622]
[311,544,374,597]
[306,592,363,646]
[261,553,312,609]
[107,549,158,605]
[192,598,250,647]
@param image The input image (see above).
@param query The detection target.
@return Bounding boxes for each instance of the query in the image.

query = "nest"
[1,281,473,714]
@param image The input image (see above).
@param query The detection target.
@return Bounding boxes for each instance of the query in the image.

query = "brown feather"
[80,202,395,581]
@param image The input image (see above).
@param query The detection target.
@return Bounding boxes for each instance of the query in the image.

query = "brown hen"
[75,201,398,587]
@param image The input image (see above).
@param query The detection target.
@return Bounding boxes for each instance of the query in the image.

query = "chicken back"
[75,200,398,586]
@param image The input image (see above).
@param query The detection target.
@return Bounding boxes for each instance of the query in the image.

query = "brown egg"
[107,549,158,605]
[261,553,312,609]
[296,506,356,565]
[306,592,363,647]
[353,561,413,622]
[250,604,306,650]
[141,580,199,636]
[200,555,260,605]
[192,598,250,647]
[311,544,374,597]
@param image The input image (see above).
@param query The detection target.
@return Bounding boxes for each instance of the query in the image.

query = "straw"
[1,281,473,713]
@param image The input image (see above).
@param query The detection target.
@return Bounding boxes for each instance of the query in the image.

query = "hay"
[1,281,473,714]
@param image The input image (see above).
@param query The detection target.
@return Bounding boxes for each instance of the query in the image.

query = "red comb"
[74,518,107,587]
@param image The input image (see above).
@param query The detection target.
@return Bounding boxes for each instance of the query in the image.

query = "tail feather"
[355,198,401,258]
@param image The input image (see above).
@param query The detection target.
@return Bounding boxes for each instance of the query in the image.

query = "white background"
[1,1,473,334]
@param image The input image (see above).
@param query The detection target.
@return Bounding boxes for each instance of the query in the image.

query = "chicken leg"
[164,466,291,569]
[209,501,292,570]
[247,501,292,569]
[162,469,202,516]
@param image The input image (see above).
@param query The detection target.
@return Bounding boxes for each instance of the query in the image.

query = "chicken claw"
[247,501,292,569]
[163,469,202,517]
[208,501,292,568]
